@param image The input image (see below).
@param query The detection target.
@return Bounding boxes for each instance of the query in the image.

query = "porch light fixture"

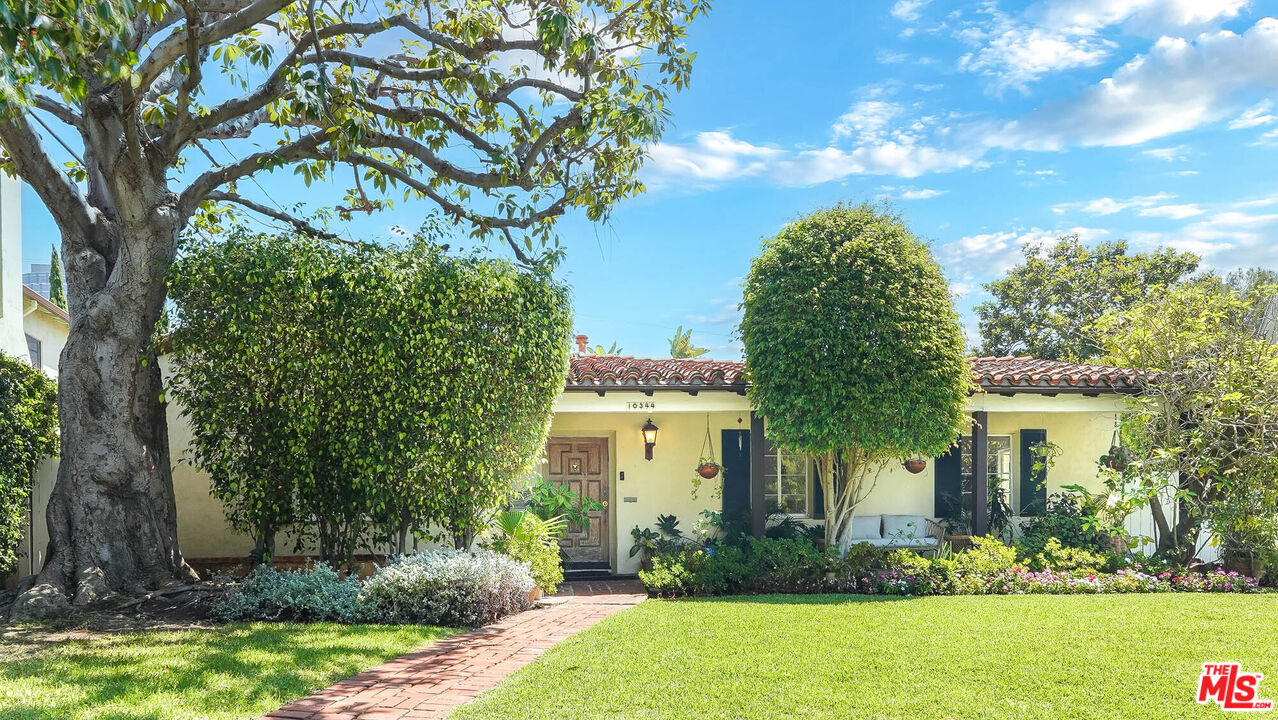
[641,418,659,461]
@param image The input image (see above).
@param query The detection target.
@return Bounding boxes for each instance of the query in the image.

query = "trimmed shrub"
[359,550,534,627]
[1028,537,1107,574]
[639,553,695,598]
[749,538,826,584]
[215,563,362,622]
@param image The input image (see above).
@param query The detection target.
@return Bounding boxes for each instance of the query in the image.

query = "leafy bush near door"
[484,511,565,595]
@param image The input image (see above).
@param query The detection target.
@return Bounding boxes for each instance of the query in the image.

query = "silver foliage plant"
[359,550,536,627]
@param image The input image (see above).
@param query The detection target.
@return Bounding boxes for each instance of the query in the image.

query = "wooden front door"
[545,438,609,564]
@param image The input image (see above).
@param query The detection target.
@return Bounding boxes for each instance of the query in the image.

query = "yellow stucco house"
[14,290,1151,579]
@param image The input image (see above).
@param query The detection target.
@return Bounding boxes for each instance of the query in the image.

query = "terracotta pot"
[527,587,543,604]
[903,459,927,474]
[697,463,720,479]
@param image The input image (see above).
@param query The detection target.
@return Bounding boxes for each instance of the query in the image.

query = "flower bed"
[638,536,1261,598]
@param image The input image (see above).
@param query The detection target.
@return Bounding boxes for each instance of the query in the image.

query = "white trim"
[969,392,1128,413]
[554,390,751,414]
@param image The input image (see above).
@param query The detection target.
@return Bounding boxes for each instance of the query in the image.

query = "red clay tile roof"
[970,356,1146,393]
[566,355,1147,393]
[568,355,746,389]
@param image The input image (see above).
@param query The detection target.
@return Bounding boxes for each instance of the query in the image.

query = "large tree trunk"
[10,128,195,616]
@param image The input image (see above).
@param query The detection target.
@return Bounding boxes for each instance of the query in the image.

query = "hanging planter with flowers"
[692,416,721,498]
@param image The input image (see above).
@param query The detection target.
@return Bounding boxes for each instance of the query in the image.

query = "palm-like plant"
[668,326,709,358]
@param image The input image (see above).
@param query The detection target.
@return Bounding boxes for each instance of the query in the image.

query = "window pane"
[779,454,806,476]
[780,474,806,497]
[780,494,805,515]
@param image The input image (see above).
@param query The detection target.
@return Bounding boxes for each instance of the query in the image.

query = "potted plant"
[630,526,660,572]
[1100,444,1129,471]
[696,456,720,479]
[902,458,927,474]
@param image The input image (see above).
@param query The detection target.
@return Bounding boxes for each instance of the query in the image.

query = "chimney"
[575,334,588,354]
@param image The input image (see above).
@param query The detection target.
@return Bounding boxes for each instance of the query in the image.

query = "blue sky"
[21,0,1278,358]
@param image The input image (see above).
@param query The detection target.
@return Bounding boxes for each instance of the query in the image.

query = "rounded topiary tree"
[0,353,58,575]
[741,202,971,551]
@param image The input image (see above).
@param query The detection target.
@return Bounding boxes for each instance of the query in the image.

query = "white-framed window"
[25,334,40,369]
[763,439,809,516]
[959,434,1014,511]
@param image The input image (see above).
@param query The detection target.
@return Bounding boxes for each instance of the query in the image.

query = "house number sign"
[625,401,655,410]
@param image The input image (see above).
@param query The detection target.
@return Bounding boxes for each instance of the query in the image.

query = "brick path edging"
[261,581,645,720]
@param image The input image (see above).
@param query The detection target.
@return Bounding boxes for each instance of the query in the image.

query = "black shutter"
[934,444,962,518]
[1020,429,1048,515]
[721,430,751,515]
[811,462,825,519]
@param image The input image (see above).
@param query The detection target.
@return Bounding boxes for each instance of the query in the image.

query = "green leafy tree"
[977,238,1199,361]
[0,353,58,575]
[1095,279,1278,563]
[741,203,971,550]
[0,0,705,612]
[168,229,571,566]
[47,247,66,310]
[589,341,623,355]
[668,325,708,358]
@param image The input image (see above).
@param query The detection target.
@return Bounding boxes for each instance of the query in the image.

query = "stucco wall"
[547,409,750,575]
[22,308,67,378]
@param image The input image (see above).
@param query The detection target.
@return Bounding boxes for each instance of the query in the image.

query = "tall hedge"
[0,353,58,574]
[167,231,572,564]
[741,202,970,550]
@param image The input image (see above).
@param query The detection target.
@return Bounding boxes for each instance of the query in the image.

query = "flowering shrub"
[639,535,1261,598]
[359,550,535,627]
[216,563,362,622]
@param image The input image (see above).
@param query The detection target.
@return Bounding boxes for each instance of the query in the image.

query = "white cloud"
[1128,210,1278,266]
[957,0,1248,92]
[1054,192,1174,215]
[939,226,1109,290]
[992,20,1278,149]
[1138,203,1205,219]
[832,101,904,143]
[892,0,931,23]
[1142,145,1189,161]
[1230,100,1278,129]
[1235,192,1278,208]
[900,188,948,200]
[876,50,909,64]
[645,131,782,184]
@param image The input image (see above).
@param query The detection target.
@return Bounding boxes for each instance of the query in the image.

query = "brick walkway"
[261,580,646,720]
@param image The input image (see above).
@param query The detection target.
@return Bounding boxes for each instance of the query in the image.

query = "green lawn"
[452,594,1278,720]
[0,622,454,720]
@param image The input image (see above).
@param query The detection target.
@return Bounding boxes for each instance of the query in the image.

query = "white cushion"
[849,514,883,539]
[882,514,927,540]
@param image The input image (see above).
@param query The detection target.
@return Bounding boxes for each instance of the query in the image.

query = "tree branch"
[205,190,343,240]
[34,96,82,128]
[178,131,329,214]
[137,0,293,91]
[0,114,92,238]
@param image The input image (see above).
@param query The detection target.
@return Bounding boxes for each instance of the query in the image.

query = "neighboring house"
[22,286,68,377]
[0,176,31,359]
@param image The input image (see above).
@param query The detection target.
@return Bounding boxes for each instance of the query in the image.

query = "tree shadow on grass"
[0,623,452,720]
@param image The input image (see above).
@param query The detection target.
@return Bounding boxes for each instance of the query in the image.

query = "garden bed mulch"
[0,582,230,661]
